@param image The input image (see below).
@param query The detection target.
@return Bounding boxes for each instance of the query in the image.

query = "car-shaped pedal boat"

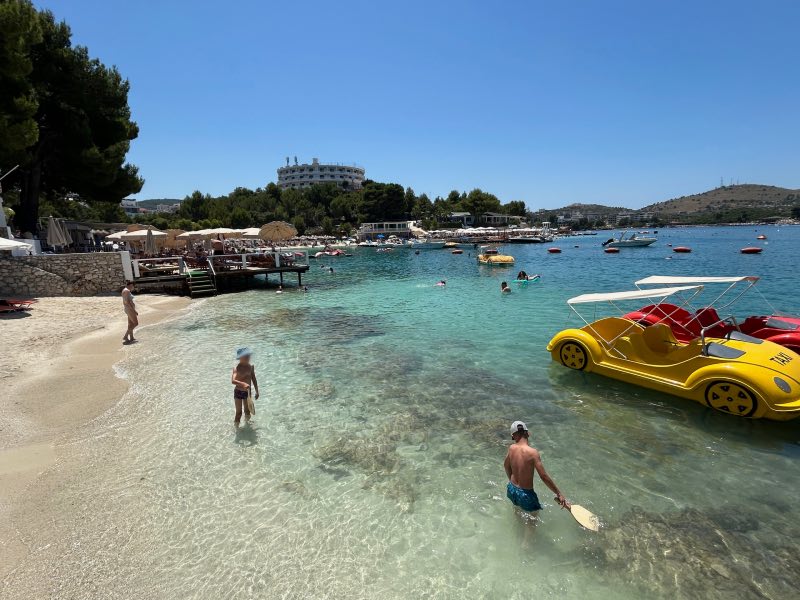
[625,276,800,355]
[547,286,800,420]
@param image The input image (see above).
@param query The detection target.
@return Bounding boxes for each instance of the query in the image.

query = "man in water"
[504,421,569,514]
[121,280,138,344]
[501,282,511,293]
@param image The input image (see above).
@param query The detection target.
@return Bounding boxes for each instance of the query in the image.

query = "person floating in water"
[504,421,569,514]
[517,270,528,281]
[501,281,511,293]
[231,347,259,428]
[329,267,334,274]
[436,280,447,287]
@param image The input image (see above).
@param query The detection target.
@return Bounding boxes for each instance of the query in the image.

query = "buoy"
[547,248,561,254]
[757,235,767,240]
[604,247,620,254]
[741,247,763,254]
[667,243,673,247]
[673,246,692,253]
[574,245,579,248]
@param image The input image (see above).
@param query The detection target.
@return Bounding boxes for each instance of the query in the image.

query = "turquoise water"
[58,227,800,598]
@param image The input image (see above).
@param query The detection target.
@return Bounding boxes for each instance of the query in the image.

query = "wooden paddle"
[557,497,600,531]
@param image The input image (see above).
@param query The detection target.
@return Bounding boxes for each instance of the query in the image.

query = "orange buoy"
[673,246,692,253]
[604,247,620,254]
[547,248,561,254]
[741,247,763,254]
[757,235,767,240]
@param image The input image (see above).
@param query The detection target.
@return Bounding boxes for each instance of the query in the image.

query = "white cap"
[510,421,528,434]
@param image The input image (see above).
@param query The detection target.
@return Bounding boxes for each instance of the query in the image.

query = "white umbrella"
[119,229,167,241]
[47,216,65,246]
[145,229,158,255]
[0,237,32,251]
[241,227,262,239]
[106,230,127,240]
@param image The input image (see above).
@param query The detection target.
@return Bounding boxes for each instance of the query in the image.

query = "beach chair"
[0,299,36,311]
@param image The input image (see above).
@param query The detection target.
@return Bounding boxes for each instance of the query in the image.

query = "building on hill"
[120,199,139,216]
[481,212,523,226]
[447,212,474,227]
[277,157,365,190]
[154,202,181,214]
[357,221,412,240]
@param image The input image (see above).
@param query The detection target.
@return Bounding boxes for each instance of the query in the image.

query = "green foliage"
[0,0,142,233]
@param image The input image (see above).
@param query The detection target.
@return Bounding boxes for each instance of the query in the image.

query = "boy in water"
[231,347,259,428]
[504,421,569,514]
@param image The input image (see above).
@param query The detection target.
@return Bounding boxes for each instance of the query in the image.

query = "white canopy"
[108,229,167,241]
[567,285,703,305]
[0,237,32,250]
[635,275,759,287]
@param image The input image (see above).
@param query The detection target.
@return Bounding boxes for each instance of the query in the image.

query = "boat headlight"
[774,377,792,394]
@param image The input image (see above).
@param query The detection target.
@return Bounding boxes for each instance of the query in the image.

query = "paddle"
[557,497,600,531]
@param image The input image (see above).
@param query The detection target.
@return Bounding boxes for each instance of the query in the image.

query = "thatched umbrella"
[258,221,297,243]
[163,229,185,249]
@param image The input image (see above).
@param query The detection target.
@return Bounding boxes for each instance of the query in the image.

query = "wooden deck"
[131,253,310,296]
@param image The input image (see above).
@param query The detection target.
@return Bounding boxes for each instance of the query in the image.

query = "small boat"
[480,246,500,255]
[604,247,620,254]
[602,231,657,248]
[741,247,763,254]
[407,238,447,249]
[673,247,692,253]
[547,248,561,254]
[451,249,463,255]
[757,235,767,240]
[444,241,459,248]
[477,253,514,265]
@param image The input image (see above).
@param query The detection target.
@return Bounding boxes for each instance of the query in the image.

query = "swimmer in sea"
[436,280,446,287]
[501,281,511,293]
[504,421,569,516]
[517,270,528,281]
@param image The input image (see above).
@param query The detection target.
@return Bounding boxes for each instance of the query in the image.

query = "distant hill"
[534,202,631,216]
[642,184,800,216]
[135,198,182,209]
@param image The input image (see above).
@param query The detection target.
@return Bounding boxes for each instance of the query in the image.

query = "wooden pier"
[130,252,310,297]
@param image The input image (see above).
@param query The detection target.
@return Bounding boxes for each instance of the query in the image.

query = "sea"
[41,227,800,598]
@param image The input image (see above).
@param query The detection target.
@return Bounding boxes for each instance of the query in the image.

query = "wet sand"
[0,295,190,585]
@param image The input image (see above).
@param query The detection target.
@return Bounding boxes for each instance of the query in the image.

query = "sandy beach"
[0,294,190,587]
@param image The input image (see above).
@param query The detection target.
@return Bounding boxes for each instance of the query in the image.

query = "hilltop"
[135,198,182,209]
[641,184,800,217]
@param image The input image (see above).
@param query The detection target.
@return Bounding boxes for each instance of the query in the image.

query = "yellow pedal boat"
[477,253,514,265]
[547,286,800,420]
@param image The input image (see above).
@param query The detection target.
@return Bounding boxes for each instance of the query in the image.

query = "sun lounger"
[0,299,36,310]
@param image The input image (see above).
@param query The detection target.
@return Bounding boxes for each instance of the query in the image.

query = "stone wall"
[0,253,127,297]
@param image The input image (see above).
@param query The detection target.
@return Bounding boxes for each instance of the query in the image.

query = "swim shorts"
[506,482,542,511]
[234,388,249,401]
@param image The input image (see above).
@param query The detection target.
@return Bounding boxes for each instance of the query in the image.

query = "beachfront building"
[447,212,474,227]
[357,221,412,240]
[277,157,365,190]
[480,212,524,226]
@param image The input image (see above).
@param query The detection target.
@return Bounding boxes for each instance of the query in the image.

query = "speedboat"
[357,240,378,247]
[547,285,800,420]
[625,275,800,355]
[601,231,657,248]
[407,238,446,250]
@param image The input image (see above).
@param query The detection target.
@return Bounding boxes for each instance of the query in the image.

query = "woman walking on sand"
[122,281,138,343]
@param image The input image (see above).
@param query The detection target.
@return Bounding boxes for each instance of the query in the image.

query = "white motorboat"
[602,231,657,248]
[407,238,446,249]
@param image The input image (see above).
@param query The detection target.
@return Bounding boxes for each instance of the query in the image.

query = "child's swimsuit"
[506,482,542,511]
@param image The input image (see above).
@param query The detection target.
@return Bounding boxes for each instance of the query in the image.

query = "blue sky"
[39,0,800,209]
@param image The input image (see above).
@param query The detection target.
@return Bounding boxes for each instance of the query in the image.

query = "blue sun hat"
[236,347,253,359]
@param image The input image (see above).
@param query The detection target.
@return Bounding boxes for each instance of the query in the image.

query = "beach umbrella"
[163,229,185,249]
[120,229,167,242]
[241,227,262,239]
[0,237,32,251]
[46,216,66,247]
[258,221,297,242]
[144,228,158,255]
[105,230,127,240]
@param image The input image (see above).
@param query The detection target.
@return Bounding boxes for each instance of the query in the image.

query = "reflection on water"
[5,227,800,599]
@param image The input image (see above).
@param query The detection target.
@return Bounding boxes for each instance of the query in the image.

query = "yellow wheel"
[704,381,758,417]
[559,341,588,371]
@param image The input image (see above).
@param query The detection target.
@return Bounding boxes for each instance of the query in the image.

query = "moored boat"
[602,231,657,248]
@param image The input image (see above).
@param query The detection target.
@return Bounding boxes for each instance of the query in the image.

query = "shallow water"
[24,227,800,598]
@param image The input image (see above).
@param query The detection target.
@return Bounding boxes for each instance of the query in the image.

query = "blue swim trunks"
[506,482,542,511]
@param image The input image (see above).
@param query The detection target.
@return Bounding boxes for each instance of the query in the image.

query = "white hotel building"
[277,158,365,190]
